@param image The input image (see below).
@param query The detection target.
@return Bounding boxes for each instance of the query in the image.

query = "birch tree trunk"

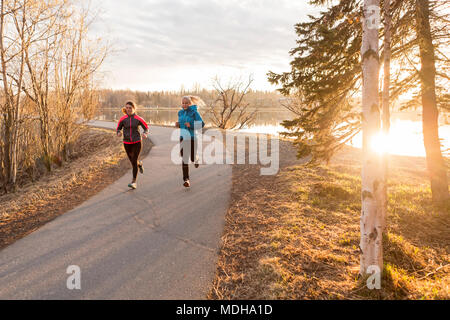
[360,0,384,276]
[415,0,449,204]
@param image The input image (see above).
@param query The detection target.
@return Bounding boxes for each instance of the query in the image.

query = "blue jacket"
[178,105,205,140]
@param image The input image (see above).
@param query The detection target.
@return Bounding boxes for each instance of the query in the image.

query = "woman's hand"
[185,122,191,128]
[143,133,148,139]
[117,131,122,137]
[175,121,180,128]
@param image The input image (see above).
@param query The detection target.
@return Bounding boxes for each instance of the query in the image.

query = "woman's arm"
[117,117,125,136]
[193,110,205,128]
[136,115,149,134]
[135,116,148,139]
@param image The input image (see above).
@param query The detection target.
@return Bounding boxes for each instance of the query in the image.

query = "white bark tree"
[360,0,385,276]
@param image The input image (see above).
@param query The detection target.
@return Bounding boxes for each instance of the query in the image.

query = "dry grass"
[0,127,152,250]
[209,141,449,300]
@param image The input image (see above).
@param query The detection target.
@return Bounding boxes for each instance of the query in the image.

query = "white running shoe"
[128,182,137,189]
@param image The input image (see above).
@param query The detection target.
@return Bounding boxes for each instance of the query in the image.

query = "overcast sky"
[90,0,319,92]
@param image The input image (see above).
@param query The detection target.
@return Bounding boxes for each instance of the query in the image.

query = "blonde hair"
[182,95,206,108]
[122,101,137,115]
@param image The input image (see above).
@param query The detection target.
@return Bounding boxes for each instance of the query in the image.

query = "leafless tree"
[0,0,108,192]
[0,0,29,189]
[53,7,108,161]
[207,76,258,130]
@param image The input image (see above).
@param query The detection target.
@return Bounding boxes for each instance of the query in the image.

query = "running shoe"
[138,161,144,174]
[183,180,190,188]
[128,182,137,189]
[194,155,199,168]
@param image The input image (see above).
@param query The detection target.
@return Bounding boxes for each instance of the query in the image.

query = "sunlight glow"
[237,120,450,158]
[371,132,390,155]
[238,125,284,136]
[352,120,450,157]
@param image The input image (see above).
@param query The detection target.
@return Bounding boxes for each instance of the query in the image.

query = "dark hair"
[122,101,137,114]
[125,101,136,109]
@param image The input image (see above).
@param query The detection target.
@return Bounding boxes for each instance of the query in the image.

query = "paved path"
[0,121,232,299]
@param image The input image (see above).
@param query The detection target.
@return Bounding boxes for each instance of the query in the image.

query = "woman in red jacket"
[116,101,149,189]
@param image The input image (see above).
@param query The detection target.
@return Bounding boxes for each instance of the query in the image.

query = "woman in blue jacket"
[176,95,205,188]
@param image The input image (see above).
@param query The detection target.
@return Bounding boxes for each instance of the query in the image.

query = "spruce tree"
[268,0,449,202]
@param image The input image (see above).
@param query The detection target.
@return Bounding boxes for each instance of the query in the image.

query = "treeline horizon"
[95,87,447,115]
[97,87,284,110]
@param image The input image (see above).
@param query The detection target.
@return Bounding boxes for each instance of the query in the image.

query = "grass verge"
[209,140,449,300]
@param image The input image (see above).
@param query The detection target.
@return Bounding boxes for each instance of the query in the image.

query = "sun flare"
[371,132,391,155]
[352,120,450,157]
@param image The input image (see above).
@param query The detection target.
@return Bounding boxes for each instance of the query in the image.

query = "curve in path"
[0,121,231,300]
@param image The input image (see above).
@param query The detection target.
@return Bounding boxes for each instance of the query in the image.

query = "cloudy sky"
[90,0,319,91]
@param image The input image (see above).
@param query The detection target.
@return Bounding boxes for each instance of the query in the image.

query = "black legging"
[124,142,142,181]
[180,138,197,181]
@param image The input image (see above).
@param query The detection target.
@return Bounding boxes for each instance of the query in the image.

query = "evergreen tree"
[268,0,449,202]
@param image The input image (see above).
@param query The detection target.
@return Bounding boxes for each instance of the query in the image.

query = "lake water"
[96,108,450,158]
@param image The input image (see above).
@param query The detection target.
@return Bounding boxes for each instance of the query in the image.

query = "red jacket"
[117,114,149,144]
